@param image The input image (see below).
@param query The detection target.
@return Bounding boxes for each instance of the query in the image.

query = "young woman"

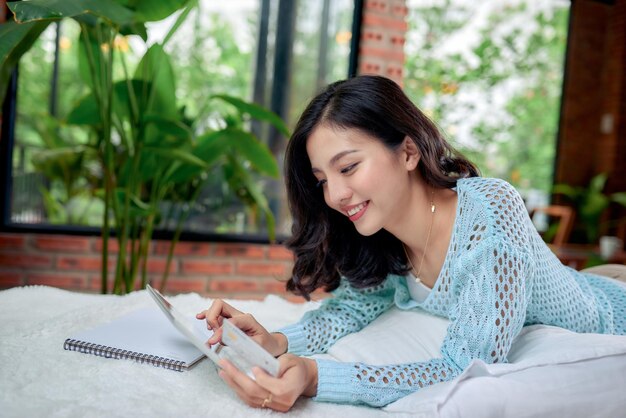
[197,75,626,412]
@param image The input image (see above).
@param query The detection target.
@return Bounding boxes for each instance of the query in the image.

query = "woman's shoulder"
[457,176,519,196]
[457,177,524,208]
[455,177,530,242]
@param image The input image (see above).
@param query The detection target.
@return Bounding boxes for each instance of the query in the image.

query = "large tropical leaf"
[66,91,101,126]
[212,94,291,137]
[129,0,190,23]
[0,20,49,104]
[134,44,177,118]
[142,114,193,144]
[67,79,167,127]
[8,0,134,27]
[222,128,279,177]
[166,130,230,183]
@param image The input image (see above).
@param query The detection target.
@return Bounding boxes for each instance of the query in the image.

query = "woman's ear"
[402,136,420,170]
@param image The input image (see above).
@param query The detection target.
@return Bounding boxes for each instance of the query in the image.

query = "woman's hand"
[196,299,287,357]
[218,354,318,412]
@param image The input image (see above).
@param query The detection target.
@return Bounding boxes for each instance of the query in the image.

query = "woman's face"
[306,125,419,236]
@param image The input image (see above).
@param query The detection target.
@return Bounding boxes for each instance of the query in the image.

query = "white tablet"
[146,285,279,378]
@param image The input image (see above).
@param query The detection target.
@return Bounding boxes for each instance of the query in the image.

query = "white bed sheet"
[1,286,625,418]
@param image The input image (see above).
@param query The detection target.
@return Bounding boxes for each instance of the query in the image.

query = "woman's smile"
[344,201,370,221]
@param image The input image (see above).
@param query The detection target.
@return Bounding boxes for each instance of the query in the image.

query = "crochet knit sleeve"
[278,277,396,355]
[311,238,531,407]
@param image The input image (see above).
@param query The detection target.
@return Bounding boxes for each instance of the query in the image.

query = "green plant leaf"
[143,114,192,141]
[161,0,197,47]
[66,79,146,126]
[0,20,49,104]
[112,79,146,122]
[146,147,209,169]
[119,21,147,41]
[8,0,135,27]
[589,173,607,194]
[134,44,177,118]
[611,192,626,207]
[66,92,101,125]
[221,128,279,177]
[113,188,155,217]
[130,0,190,23]
[581,193,609,219]
[552,184,579,199]
[194,130,232,163]
[212,94,291,137]
[166,130,230,183]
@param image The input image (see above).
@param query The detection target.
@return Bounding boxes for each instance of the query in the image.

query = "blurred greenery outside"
[11,0,353,237]
[10,0,568,237]
[404,0,569,204]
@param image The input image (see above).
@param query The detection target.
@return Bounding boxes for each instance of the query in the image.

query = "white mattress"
[1,286,625,418]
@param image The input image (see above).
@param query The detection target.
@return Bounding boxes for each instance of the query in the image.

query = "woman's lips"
[346,201,369,222]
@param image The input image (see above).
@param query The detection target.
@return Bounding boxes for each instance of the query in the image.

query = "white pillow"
[318,307,449,364]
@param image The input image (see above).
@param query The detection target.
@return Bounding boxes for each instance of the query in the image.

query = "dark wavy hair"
[284,75,479,299]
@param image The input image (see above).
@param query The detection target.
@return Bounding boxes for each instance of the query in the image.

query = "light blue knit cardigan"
[279,177,626,407]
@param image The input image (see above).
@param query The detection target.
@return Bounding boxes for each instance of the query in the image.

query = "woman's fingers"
[226,313,262,334]
[207,326,223,346]
[219,360,269,408]
[250,355,310,410]
[218,357,303,412]
[195,299,242,330]
[219,359,259,392]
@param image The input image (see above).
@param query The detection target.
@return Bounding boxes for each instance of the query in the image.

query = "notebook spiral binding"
[64,339,187,372]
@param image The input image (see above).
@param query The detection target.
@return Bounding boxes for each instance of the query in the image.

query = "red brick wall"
[0,232,322,301]
[357,0,407,85]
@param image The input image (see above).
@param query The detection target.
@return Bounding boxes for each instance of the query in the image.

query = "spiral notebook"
[64,307,210,372]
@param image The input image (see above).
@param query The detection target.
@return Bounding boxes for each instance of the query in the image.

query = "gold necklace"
[403,190,436,284]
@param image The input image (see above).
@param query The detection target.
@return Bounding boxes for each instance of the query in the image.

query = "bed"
[1,283,625,418]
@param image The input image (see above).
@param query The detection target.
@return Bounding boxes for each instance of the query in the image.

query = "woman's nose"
[326,178,352,206]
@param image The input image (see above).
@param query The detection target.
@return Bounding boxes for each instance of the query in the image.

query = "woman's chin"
[353,222,382,237]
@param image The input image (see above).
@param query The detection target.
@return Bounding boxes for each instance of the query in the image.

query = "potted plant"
[553,173,626,244]
[1,0,289,294]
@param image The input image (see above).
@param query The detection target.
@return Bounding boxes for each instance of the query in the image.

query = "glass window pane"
[8,0,356,239]
[404,0,569,207]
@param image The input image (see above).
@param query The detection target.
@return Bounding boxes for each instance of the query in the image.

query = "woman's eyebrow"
[311,150,359,173]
